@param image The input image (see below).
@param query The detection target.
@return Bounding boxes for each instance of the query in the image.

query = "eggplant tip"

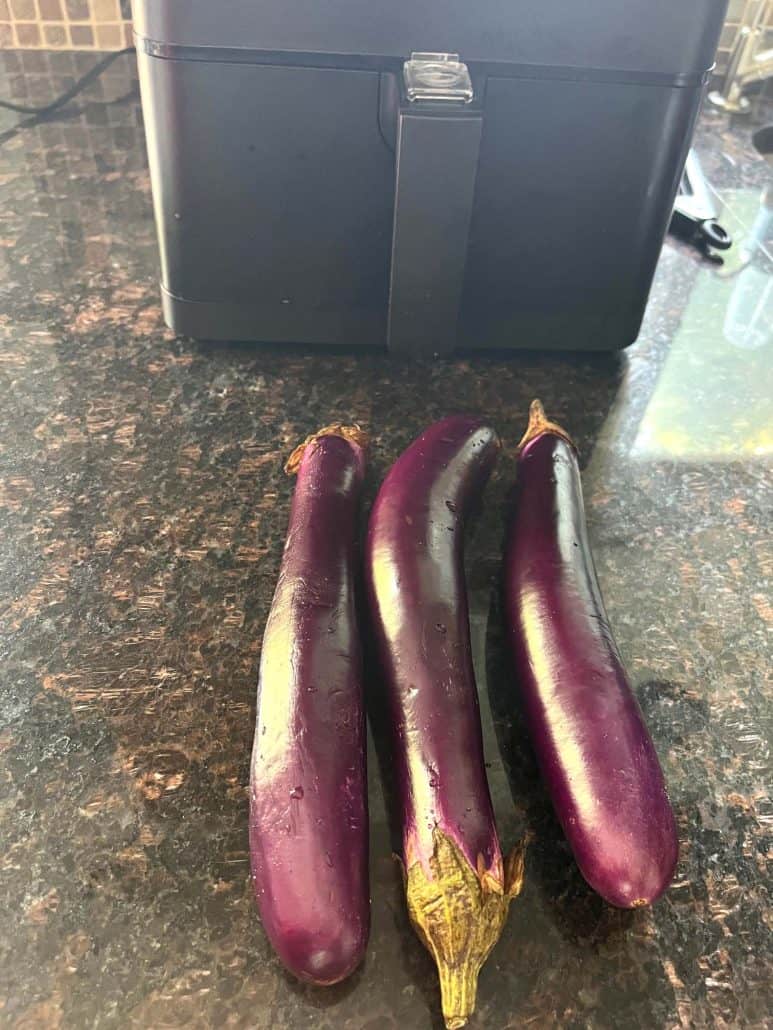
[274,924,367,987]
[446,1016,468,1030]
[284,423,369,475]
[517,399,576,454]
[436,958,478,1030]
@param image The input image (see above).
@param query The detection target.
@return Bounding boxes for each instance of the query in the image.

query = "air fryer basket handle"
[386,68,483,355]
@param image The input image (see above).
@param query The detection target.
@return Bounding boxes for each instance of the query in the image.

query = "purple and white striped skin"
[366,416,525,1030]
[249,426,369,985]
[505,401,678,908]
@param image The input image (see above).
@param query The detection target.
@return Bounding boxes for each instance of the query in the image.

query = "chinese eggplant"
[504,400,678,908]
[365,416,526,1030]
[249,425,370,985]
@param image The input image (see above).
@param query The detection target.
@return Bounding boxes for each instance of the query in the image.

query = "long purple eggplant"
[249,425,369,985]
[504,400,678,908]
[365,416,526,1030]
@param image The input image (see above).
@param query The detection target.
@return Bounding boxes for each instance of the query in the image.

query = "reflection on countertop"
[630,189,772,460]
[0,50,771,1030]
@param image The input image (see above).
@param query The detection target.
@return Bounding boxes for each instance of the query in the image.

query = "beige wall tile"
[725,0,747,19]
[68,21,93,45]
[10,0,36,20]
[15,21,41,44]
[93,0,119,21]
[43,21,66,44]
[64,0,89,20]
[719,24,740,49]
[38,0,63,19]
[95,21,120,46]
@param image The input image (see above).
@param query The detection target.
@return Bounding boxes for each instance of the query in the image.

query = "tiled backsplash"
[0,0,132,50]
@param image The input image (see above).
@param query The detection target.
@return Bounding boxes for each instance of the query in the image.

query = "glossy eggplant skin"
[504,405,678,908]
[249,430,369,985]
[365,417,528,1030]
[365,416,502,879]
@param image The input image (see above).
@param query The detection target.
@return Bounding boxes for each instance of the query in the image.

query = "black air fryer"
[134,0,728,352]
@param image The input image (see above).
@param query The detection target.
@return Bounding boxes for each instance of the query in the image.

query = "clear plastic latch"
[403,52,474,103]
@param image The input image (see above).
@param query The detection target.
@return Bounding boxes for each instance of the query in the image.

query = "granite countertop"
[0,51,771,1029]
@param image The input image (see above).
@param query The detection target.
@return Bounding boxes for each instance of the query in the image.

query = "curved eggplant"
[365,416,525,1030]
[249,425,370,985]
[504,400,678,908]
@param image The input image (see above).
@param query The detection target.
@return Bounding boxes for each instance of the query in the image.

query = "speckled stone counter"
[0,51,771,1029]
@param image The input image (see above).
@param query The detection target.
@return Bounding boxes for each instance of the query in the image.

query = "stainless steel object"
[709,0,773,112]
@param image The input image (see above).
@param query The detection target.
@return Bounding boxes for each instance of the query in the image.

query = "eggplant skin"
[249,430,369,985]
[505,405,678,908]
[365,416,503,879]
[366,417,525,1030]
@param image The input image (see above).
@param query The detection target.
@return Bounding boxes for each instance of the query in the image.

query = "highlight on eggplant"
[249,423,370,986]
[505,400,678,909]
[365,416,527,1029]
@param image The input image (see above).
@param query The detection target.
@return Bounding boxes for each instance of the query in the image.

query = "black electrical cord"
[0,47,137,146]
[0,46,135,115]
